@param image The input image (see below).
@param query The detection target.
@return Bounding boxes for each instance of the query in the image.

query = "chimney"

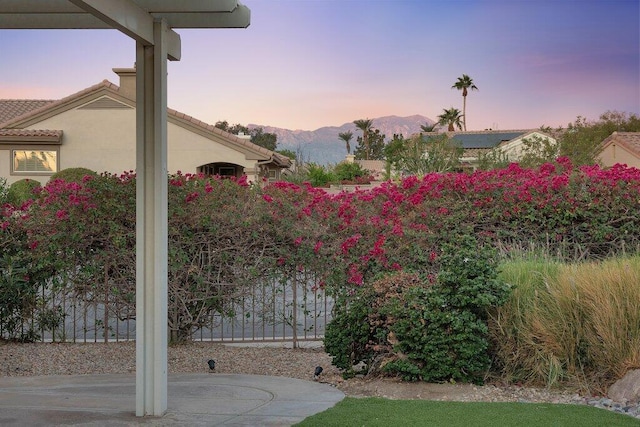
[112,65,136,99]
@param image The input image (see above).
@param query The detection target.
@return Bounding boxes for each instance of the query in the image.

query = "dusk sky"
[1,0,638,132]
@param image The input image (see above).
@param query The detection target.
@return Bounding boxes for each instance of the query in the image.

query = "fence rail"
[1,277,334,345]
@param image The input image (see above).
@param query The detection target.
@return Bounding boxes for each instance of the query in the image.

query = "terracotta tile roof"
[0,129,62,138]
[0,99,55,124]
[600,132,640,157]
[1,79,291,168]
[166,107,291,167]
[0,80,120,128]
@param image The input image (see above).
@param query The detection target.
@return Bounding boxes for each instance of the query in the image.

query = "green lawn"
[295,397,640,427]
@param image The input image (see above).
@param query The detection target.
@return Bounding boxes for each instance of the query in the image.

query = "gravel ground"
[4,341,638,419]
[0,341,581,403]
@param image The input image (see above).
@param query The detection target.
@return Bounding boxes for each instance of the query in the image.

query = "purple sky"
[0,0,638,131]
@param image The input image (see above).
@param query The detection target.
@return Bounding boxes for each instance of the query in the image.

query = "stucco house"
[420,129,557,170]
[598,132,640,169]
[0,67,290,186]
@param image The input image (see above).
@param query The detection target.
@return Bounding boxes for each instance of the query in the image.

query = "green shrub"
[49,167,97,183]
[324,290,378,377]
[0,253,40,342]
[306,164,335,187]
[383,237,510,383]
[7,179,41,206]
[0,177,9,205]
[325,237,511,384]
[333,162,368,182]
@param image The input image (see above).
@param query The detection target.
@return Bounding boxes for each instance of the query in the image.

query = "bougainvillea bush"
[1,157,640,353]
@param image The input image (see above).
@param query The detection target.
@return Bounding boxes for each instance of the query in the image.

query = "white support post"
[135,19,169,417]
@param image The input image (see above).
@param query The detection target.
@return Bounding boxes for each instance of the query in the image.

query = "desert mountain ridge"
[248,114,435,165]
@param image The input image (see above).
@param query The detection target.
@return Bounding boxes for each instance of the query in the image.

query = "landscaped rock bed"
[1,341,638,419]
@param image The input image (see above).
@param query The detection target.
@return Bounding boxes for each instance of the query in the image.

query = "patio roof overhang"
[0,0,251,418]
[0,0,251,61]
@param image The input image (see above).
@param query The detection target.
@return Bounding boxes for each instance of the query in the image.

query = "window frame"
[10,146,60,175]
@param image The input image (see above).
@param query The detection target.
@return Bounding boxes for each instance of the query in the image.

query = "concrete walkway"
[0,373,344,426]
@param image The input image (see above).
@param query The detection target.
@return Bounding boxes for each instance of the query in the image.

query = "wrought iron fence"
[1,276,334,345]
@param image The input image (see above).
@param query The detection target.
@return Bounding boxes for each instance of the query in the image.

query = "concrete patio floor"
[0,373,344,426]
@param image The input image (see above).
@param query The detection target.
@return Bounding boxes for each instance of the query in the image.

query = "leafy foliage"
[3,152,640,393]
[437,107,463,131]
[214,120,278,151]
[476,147,511,170]
[333,162,369,182]
[385,133,463,175]
[7,179,41,207]
[49,167,97,183]
[451,74,478,131]
[305,164,335,187]
[324,291,377,376]
[276,149,297,160]
[325,238,510,383]
[338,131,354,155]
[0,177,9,206]
[354,128,386,161]
[558,111,640,166]
[517,134,561,169]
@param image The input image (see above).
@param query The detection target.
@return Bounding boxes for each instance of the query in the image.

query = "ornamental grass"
[489,255,640,394]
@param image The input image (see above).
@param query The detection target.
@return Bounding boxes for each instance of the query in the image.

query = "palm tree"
[338,131,354,155]
[420,122,438,132]
[452,74,478,131]
[353,118,373,160]
[437,108,463,132]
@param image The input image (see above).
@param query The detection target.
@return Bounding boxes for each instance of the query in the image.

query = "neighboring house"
[343,155,385,181]
[0,67,290,186]
[420,129,557,170]
[598,132,640,169]
[356,159,386,180]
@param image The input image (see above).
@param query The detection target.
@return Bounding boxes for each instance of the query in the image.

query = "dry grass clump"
[489,255,640,395]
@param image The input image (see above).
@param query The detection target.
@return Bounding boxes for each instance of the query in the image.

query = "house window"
[218,166,236,177]
[268,169,278,182]
[12,149,58,173]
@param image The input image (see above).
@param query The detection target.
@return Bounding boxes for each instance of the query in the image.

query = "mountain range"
[249,114,435,165]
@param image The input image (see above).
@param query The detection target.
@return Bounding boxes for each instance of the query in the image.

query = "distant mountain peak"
[248,114,434,164]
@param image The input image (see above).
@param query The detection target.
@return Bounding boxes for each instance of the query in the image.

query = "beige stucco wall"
[167,124,256,178]
[1,97,262,185]
[499,132,554,161]
[30,107,137,173]
[600,143,640,169]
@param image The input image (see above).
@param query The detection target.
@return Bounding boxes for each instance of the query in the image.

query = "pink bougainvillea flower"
[237,175,249,187]
[185,192,199,203]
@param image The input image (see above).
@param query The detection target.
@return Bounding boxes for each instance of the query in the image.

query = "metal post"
[135,19,168,417]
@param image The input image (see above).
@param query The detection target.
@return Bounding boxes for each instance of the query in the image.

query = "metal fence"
[2,277,334,345]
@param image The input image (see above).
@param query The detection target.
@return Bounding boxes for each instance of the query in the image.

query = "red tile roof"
[0,80,120,128]
[0,129,62,138]
[0,79,290,167]
[0,99,55,124]
[600,132,640,158]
